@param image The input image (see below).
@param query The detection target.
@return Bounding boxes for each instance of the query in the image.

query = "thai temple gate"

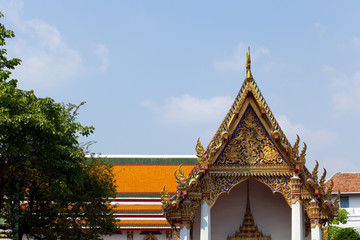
[161,48,339,240]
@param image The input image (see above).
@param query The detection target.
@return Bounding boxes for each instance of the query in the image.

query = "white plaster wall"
[23,231,169,240]
[338,207,360,233]
[193,178,291,240]
[101,231,169,240]
[331,194,360,233]
[23,232,168,240]
[349,194,360,208]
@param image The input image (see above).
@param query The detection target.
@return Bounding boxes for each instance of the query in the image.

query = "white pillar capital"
[309,198,322,240]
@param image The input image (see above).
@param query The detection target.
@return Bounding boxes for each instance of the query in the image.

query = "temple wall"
[193,178,291,240]
[103,232,169,240]
[24,232,169,240]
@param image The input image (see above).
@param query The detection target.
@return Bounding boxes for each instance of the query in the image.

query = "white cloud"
[352,37,360,48]
[312,22,327,36]
[213,43,270,72]
[94,44,109,72]
[323,157,360,179]
[322,63,360,116]
[332,72,360,113]
[2,0,83,89]
[277,115,337,150]
[141,94,233,125]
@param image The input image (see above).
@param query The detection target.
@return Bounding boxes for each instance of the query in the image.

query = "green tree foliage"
[0,12,118,239]
[326,209,360,240]
[332,208,349,225]
[328,226,360,240]
[0,12,21,82]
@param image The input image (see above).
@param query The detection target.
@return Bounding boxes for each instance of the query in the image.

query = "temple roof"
[206,47,291,161]
[91,155,196,231]
[161,47,339,225]
[326,172,360,194]
[109,155,196,196]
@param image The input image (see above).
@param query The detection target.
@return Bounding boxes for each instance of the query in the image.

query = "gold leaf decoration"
[174,165,187,191]
[299,143,307,165]
[216,107,284,166]
[312,160,319,183]
[334,191,340,208]
[319,168,327,190]
[195,137,209,166]
[160,185,170,209]
[326,180,334,200]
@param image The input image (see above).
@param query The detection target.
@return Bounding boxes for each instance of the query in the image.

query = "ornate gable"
[214,105,286,166]
[161,47,339,232]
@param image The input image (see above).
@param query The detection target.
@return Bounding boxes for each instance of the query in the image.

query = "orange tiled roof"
[113,164,195,194]
[118,220,169,226]
[112,204,162,211]
[326,173,360,193]
[93,155,197,231]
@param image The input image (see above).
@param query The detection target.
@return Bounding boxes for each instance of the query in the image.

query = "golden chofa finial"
[246,46,253,81]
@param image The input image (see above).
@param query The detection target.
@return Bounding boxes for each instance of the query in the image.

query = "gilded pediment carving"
[215,106,285,166]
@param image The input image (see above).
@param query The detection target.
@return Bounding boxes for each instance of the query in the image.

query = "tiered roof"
[161,47,339,228]
[103,155,197,231]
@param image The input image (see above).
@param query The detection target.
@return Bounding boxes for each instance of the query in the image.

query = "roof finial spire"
[246,179,251,213]
[246,46,253,80]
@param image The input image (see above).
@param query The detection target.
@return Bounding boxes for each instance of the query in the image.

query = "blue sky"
[1,1,360,177]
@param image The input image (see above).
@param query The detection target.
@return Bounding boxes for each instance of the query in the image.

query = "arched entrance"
[193,178,291,240]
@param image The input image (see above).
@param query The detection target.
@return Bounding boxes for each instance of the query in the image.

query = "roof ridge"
[87,154,197,158]
[205,47,291,157]
[326,172,360,182]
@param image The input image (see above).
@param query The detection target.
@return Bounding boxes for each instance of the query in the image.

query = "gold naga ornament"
[161,46,340,229]
[323,180,334,206]
[288,135,307,174]
[160,185,171,211]
[174,165,187,192]
[310,160,319,184]
[318,168,327,193]
[195,137,209,167]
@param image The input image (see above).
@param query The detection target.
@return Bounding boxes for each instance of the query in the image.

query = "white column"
[292,200,304,240]
[200,202,211,240]
[311,225,322,240]
[180,225,190,240]
[309,199,322,240]
[291,175,304,240]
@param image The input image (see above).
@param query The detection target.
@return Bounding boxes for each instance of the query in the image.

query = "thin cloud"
[313,22,327,37]
[323,157,360,178]
[213,43,270,72]
[322,64,360,116]
[352,37,360,48]
[94,44,109,72]
[332,72,360,112]
[141,94,233,125]
[2,0,83,89]
[277,114,337,150]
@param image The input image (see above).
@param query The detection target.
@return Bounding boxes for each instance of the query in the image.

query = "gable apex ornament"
[161,47,339,230]
[246,46,253,81]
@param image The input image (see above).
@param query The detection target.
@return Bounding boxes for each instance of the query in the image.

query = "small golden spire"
[246,46,253,80]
